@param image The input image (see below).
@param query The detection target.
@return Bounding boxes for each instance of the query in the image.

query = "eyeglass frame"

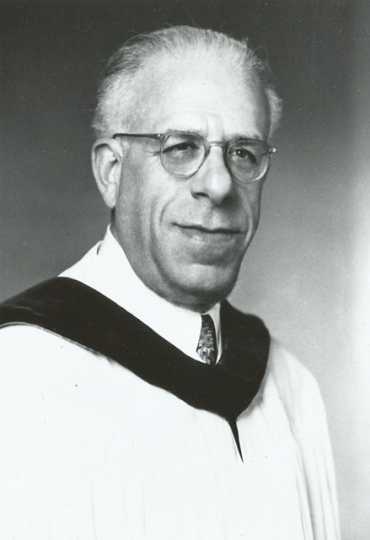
[112,131,277,185]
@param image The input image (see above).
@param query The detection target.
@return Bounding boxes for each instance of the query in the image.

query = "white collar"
[62,227,221,362]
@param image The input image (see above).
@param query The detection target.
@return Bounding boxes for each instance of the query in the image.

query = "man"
[0,26,340,539]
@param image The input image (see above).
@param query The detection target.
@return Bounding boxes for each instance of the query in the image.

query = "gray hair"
[92,25,282,139]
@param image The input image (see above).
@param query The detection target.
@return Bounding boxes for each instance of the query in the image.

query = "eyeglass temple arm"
[113,133,162,140]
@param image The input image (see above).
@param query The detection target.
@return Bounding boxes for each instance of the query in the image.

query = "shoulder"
[221,305,322,420]
[265,338,327,434]
[0,323,78,353]
[0,321,97,360]
[268,338,319,396]
[0,324,112,392]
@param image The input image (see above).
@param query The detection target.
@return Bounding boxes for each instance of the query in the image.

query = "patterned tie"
[196,314,218,366]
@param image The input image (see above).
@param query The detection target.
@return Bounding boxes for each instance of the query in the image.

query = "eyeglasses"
[113,131,277,185]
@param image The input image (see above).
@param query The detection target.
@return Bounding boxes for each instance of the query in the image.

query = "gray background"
[0,1,368,538]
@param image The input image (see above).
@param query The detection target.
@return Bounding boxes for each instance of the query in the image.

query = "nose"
[189,146,234,205]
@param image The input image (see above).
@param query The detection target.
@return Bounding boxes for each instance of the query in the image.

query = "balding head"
[92,25,282,140]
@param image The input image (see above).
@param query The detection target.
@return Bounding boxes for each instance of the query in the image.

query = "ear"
[91,138,124,209]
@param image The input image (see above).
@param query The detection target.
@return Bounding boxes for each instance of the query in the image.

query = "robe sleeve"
[269,340,341,540]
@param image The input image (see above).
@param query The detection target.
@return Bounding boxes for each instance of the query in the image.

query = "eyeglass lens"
[161,133,269,183]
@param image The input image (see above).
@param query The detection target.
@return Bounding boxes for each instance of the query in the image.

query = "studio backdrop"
[0,2,369,539]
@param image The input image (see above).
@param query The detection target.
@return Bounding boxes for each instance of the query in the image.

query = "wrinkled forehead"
[128,50,270,138]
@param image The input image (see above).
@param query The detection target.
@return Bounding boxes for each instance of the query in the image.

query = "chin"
[172,263,240,310]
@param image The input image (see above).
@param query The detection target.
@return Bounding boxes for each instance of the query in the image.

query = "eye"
[162,134,203,163]
[230,146,257,164]
[228,141,264,169]
[163,141,198,153]
[163,135,199,152]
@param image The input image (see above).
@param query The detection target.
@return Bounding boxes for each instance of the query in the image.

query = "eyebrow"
[163,128,204,136]
[163,128,265,141]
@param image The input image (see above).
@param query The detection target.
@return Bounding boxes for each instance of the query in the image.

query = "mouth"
[175,224,243,242]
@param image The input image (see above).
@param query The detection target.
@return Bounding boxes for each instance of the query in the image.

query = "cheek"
[118,169,176,253]
[241,184,263,226]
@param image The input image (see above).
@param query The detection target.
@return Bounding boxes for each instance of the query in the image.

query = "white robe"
[0,234,340,540]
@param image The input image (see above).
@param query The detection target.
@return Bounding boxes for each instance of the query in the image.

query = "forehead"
[131,52,269,139]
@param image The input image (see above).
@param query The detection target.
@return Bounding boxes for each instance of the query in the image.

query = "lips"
[177,223,242,234]
[175,223,243,244]
[172,223,245,265]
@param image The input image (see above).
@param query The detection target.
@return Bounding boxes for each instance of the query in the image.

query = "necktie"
[196,314,218,365]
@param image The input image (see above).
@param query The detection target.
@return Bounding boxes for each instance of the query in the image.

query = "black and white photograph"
[0,1,368,539]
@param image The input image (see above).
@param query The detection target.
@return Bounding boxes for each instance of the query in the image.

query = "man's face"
[111,54,270,311]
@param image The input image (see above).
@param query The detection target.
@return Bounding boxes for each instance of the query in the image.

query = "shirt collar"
[63,227,221,362]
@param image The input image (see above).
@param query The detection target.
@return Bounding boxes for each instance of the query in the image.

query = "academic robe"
[0,253,340,540]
